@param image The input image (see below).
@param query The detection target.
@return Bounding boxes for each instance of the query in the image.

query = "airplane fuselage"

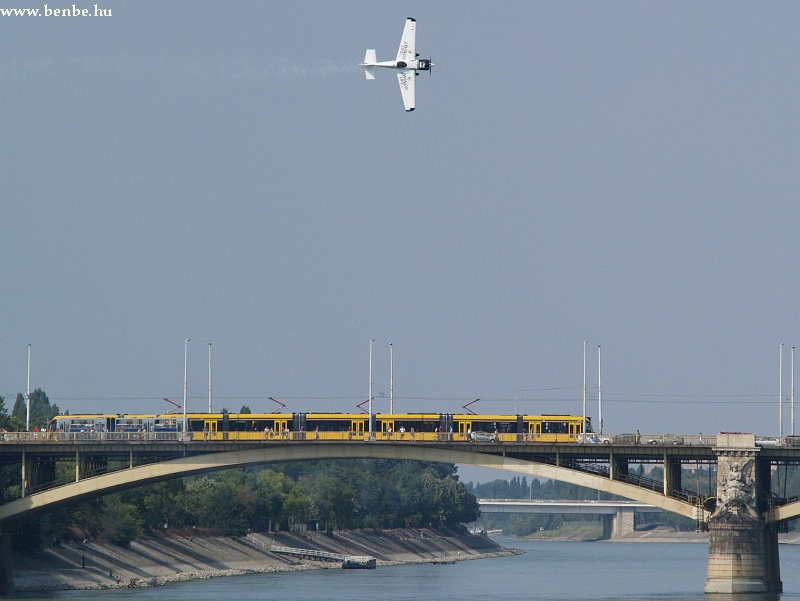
[364,59,431,72]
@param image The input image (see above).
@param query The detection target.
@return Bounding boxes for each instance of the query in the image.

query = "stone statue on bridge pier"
[705,434,781,594]
[717,459,757,519]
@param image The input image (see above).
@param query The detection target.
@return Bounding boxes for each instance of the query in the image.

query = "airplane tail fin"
[362,50,377,79]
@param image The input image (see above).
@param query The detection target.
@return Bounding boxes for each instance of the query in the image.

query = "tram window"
[305,419,354,432]
[543,422,569,434]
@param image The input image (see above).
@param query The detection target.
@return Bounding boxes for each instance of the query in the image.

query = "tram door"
[274,419,288,439]
[458,421,472,441]
[530,422,541,442]
[569,421,581,440]
[351,419,364,439]
[204,419,217,440]
[381,420,395,440]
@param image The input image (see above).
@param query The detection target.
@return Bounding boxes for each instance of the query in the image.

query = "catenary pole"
[792,347,794,436]
[582,340,587,440]
[598,345,602,435]
[184,339,190,435]
[369,340,374,439]
[25,344,31,432]
[780,343,784,438]
[389,343,394,414]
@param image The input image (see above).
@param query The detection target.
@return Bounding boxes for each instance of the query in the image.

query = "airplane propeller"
[416,52,433,75]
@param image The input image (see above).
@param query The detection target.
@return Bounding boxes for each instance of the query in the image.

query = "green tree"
[304,471,355,532]
[0,395,10,430]
[184,472,256,535]
[60,498,107,540]
[99,495,143,546]
[283,484,309,528]
[180,477,216,527]
[251,470,291,532]
[11,389,59,431]
[121,479,188,531]
[424,471,479,526]
[351,466,387,528]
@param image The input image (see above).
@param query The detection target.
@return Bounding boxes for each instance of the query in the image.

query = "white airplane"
[361,18,433,112]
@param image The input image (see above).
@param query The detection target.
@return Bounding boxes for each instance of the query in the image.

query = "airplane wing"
[396,18,416,63]
[397,69,416,112]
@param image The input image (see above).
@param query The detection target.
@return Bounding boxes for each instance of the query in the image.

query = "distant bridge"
[477,498,662,539]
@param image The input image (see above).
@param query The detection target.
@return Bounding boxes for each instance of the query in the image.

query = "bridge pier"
[600,507,636,539]
[664,456,682,496]
[21,453,56,497]
[705,433,781,594]
[609,452,628,481]
[611,507,636,538]
[75,454,108,481]
[0,530,13,596]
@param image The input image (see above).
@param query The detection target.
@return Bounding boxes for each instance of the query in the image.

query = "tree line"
[0,389,60,432]
[7,459,479,553]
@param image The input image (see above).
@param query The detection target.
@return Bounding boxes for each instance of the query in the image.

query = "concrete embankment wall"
[11,528,511,591]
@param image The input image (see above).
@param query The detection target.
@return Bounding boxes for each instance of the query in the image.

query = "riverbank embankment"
[12,528,517,592]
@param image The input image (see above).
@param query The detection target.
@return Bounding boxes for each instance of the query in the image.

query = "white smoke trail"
[0,55,359,87]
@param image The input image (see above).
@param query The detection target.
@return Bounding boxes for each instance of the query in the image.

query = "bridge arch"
[769,501,800,523]
[0,443,699,524]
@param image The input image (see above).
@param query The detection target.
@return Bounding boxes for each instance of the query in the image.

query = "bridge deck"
[478,499,662,514]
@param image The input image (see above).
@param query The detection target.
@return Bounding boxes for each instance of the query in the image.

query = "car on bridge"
[469,431,498,443]
[577,433,612,444]
[647,434,684,445]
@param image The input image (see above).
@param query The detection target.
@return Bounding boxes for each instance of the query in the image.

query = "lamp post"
[183,339,190,435]
[792,347,794,436]
[582,340,587,440]
[25,344,31,432]
[389,343,394,415]
[780,343,784,438]
[598,345,602,435]
[368,339,374,439]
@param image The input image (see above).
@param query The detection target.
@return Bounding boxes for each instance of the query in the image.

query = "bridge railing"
[0,430,724,446]
[0,431,191,443]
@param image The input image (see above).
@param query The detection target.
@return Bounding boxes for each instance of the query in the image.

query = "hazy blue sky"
[2,1,798,439]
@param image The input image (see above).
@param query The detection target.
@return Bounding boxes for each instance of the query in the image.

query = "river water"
[12,538,800,601]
